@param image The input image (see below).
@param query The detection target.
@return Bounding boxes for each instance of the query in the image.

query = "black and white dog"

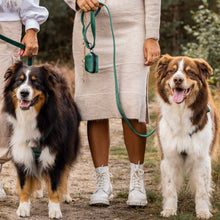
[3,61,81,218]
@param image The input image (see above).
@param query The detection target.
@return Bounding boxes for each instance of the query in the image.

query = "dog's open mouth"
[171,87,192,104]
[20,96,39,110]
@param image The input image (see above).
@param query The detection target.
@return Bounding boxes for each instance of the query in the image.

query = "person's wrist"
[147,38,158,41]
[26,29,38,34]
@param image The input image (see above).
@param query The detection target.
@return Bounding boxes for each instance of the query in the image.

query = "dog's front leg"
[16,175,32,217]
[61,166,72,203]
[160,159,181,217]
[190,156,213,219]
[47,174,62,219]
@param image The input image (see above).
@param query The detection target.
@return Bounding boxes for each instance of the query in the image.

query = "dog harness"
[26,125,54,161]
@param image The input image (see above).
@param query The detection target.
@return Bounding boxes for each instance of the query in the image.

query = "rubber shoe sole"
[90,193,113,206]
[127,200,147,207]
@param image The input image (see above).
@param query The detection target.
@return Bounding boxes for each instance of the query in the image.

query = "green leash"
[0,34,32,66]
[81,2,156,138]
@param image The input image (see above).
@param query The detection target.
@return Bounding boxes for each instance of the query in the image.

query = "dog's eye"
[17,75,25,83]
[31,76,39,84]
[168,69,175,74]
[187,70,195,75]
[17,78,24,84]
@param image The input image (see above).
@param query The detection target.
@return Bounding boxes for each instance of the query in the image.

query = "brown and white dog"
[2,61,81,218]
[156,55,219,219]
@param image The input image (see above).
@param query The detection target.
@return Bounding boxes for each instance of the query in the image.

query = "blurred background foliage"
[182,0,220,86]
[36,0,219,86]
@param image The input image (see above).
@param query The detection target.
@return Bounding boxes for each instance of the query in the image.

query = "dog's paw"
[48,201,62,219]
[196,209,213,219]
[63,194,72,204]
[161,209,177,217]
[16,201,31,217]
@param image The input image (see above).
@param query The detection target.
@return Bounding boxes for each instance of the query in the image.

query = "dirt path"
[0,119,162,220]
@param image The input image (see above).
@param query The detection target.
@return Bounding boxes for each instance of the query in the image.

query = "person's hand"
[76,0,102,12]
[144,38,161,66]
[19,29,38,58]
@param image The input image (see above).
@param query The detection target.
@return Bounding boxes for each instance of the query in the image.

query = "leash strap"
[81,2,155,138]
[81,8,101,50]
[0,33,32,66]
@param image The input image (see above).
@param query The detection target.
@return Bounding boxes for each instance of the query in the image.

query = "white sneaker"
[90,166,113,206]
[0,164,6,201]
[127,163,147,206]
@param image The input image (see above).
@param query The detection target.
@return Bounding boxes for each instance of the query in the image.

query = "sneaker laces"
[96,171,112,191]
[130,168,144,192]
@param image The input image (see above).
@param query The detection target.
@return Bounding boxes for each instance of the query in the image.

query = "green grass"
[110,146,128,161]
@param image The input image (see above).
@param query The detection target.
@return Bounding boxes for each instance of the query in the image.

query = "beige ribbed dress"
[64,0,161,122]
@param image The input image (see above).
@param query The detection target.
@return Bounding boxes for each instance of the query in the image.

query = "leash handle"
[81,3,155,138]
[0,34,32,66]
[81,8,101,50]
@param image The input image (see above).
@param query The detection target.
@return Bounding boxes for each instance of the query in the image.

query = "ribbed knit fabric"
[65,0,161,122]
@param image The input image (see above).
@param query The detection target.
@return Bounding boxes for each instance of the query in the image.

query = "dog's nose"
[173,76,184,85]
[20,90,29,98]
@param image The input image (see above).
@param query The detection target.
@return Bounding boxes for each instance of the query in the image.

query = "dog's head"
[4,61,60,114]
[155,54,213,105]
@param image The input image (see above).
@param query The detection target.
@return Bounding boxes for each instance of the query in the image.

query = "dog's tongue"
[172,89,185,104]
[20,100,31,108]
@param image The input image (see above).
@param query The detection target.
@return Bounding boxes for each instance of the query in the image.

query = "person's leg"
[122,119,146,164]
[122,119,147,206]
[87,119,113,205]
[87,119,110,168]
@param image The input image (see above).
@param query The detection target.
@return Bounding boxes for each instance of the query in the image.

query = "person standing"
[0,0,48,200]
[65,0,161,206]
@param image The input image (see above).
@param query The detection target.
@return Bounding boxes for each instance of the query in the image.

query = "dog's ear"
[194,58,213,79]
[155,54,172,78]
[41,65,60,84]
[4,61,23,80]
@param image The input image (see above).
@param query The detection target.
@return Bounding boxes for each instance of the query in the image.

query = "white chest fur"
[6,108,55,175]
[158,98,213,160]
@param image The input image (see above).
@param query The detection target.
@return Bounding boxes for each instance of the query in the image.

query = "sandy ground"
[0,118,161,220]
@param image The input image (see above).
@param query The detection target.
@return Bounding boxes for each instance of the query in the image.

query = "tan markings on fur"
[20,74,25,80]
[60,166,70,197]
[32,178,42,192]
[46,176,60,203]
[31,76,36,81]
[17,176,32,203]
[11,62,17,74]
[33,90,46,114]
[172,65,177,72]
[45,166,70,203]
[11,88,18,110]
